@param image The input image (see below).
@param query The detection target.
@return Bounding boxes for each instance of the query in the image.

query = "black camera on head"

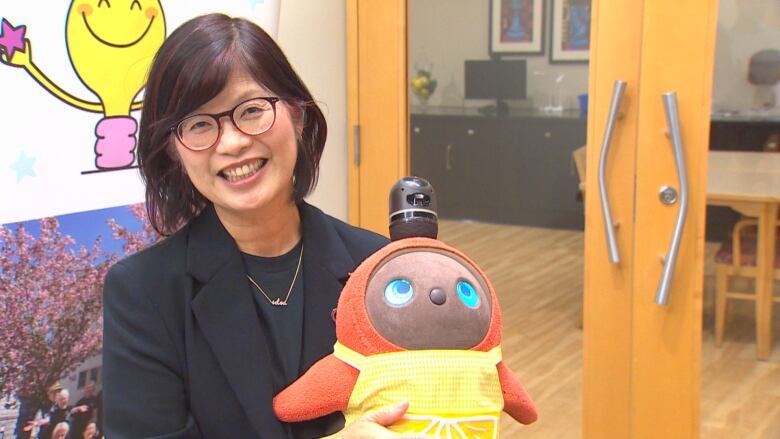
[388,176,438,241]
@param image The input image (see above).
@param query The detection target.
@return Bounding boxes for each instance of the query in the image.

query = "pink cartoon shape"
[94,116,137,169]
[0,18,26,60]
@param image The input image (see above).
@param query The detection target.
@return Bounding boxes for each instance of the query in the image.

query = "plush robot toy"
[274,177,537,438]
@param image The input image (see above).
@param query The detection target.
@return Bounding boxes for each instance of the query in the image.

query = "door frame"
[347,0,408,236]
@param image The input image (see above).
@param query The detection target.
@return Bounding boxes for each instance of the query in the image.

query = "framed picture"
[550,0,591,63]
[489,0,545,56]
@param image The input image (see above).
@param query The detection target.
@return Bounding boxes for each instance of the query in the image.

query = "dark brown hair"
[138,13,327,235]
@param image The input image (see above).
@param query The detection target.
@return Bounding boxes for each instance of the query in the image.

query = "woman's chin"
[217,189,294,217]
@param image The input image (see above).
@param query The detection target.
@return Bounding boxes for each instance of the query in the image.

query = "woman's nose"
[215,118,253,154]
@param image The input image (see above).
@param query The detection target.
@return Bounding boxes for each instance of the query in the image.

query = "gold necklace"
[246,243,304,306]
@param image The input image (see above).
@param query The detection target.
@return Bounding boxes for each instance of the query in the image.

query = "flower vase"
[415,93,430,112]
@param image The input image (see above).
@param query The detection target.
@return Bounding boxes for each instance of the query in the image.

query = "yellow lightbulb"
[66,0,166,116]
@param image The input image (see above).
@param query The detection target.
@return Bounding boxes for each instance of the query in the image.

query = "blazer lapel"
[298,203,356,373]
[186,206,283,438]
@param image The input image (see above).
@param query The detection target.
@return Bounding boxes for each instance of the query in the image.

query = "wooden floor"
[437,220,780,439]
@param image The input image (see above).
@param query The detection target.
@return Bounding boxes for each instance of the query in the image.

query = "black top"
[70,395,98,436]
[103,202,388,439]
[40,406,70,439]
[242,239,305,387]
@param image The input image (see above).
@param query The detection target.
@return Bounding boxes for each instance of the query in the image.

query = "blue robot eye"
[384,279,414,306]
[456,280,479,308]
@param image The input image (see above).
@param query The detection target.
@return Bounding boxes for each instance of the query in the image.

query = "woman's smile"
[220,158,269,183]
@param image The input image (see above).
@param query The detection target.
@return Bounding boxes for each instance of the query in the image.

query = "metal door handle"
[655,92,689,306]
[445,144,453,171]
[599,80,627,264]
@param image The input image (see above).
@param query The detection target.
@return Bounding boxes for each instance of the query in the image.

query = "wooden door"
[583,0,717,437]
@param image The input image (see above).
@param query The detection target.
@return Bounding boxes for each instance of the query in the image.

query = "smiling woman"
[101,12,399,439]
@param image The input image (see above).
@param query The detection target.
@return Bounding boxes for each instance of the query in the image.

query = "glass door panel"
[702,1,780,436]
[409,1,589,436]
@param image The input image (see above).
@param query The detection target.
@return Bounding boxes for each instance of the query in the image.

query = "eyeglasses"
[171,97,280,151]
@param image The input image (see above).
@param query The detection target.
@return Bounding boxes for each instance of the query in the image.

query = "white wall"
[713,0,780,111]
[411,0,780,114]
[278,0,348,220]
[409,0,589,111]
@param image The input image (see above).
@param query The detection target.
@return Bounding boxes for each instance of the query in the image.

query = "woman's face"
[55,392,68,409]
[173,66,300,219]
[83,423,97,438]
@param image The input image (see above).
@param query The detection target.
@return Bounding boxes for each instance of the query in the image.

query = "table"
[707,151,780,359]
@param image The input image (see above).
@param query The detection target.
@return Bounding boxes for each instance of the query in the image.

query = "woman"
[82,422,98,439]
[51,422,69,439]
[103,13,414,439]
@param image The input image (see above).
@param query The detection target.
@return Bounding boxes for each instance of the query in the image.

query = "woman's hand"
[23,418,46,432]
[70,405,89,414]
[337,401,425,438]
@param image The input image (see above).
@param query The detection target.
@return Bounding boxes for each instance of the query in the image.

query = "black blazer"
[103,202,388,439]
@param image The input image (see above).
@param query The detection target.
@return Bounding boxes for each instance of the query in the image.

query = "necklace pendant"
[270,298,288,306]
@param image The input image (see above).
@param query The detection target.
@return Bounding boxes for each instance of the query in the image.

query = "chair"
[714,218,780,347]
[572,145,587,200]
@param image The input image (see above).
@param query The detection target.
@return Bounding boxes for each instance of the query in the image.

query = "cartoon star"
[0,18,26,60]
[10,150,36,182]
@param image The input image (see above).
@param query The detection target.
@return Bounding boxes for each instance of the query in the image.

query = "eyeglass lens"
[177,98,276,150]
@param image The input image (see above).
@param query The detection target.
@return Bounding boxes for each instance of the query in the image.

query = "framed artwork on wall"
[489,0,545,56]
[550,0,591,63]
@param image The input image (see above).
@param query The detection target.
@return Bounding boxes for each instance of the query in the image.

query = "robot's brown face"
[365,249,492,350]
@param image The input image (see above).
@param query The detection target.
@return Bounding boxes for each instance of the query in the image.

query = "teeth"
[223,159,265,182]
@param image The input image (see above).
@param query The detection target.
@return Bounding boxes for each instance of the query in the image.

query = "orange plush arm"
[273,354,359,422]
[497,361,538,424]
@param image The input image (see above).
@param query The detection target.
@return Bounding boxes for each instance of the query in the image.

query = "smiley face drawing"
[0,1,166,171]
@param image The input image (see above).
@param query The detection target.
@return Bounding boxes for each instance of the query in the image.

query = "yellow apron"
[333,342,504,438]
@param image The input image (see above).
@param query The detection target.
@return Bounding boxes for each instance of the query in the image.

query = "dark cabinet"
[410,117,454,216]
[709,119,780,151]
[410,116,500,221]
[411,110,780,239]
[411,110,586,230]
[500,118,585,229]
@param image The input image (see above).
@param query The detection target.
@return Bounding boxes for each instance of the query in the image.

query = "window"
[77,366,102,389]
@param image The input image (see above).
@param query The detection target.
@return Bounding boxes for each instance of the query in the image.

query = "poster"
[0,2,280,437]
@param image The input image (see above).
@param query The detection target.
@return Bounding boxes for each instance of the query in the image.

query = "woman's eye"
[240,106,264,119]
[384,279,414,306]
[456,280,479,308]
[188,120,213,132]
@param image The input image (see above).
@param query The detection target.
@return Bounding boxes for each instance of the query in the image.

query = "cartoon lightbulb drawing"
[0,0,166,171]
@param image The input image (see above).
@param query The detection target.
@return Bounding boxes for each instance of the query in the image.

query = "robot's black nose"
[429,288,446,305]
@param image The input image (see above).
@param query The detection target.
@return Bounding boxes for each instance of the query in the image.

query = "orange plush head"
[335,237,502,356]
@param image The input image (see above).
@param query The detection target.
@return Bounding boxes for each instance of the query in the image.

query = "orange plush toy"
[273,178,537,437]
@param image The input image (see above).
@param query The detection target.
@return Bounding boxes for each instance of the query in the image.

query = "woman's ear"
[285,101,306,139]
